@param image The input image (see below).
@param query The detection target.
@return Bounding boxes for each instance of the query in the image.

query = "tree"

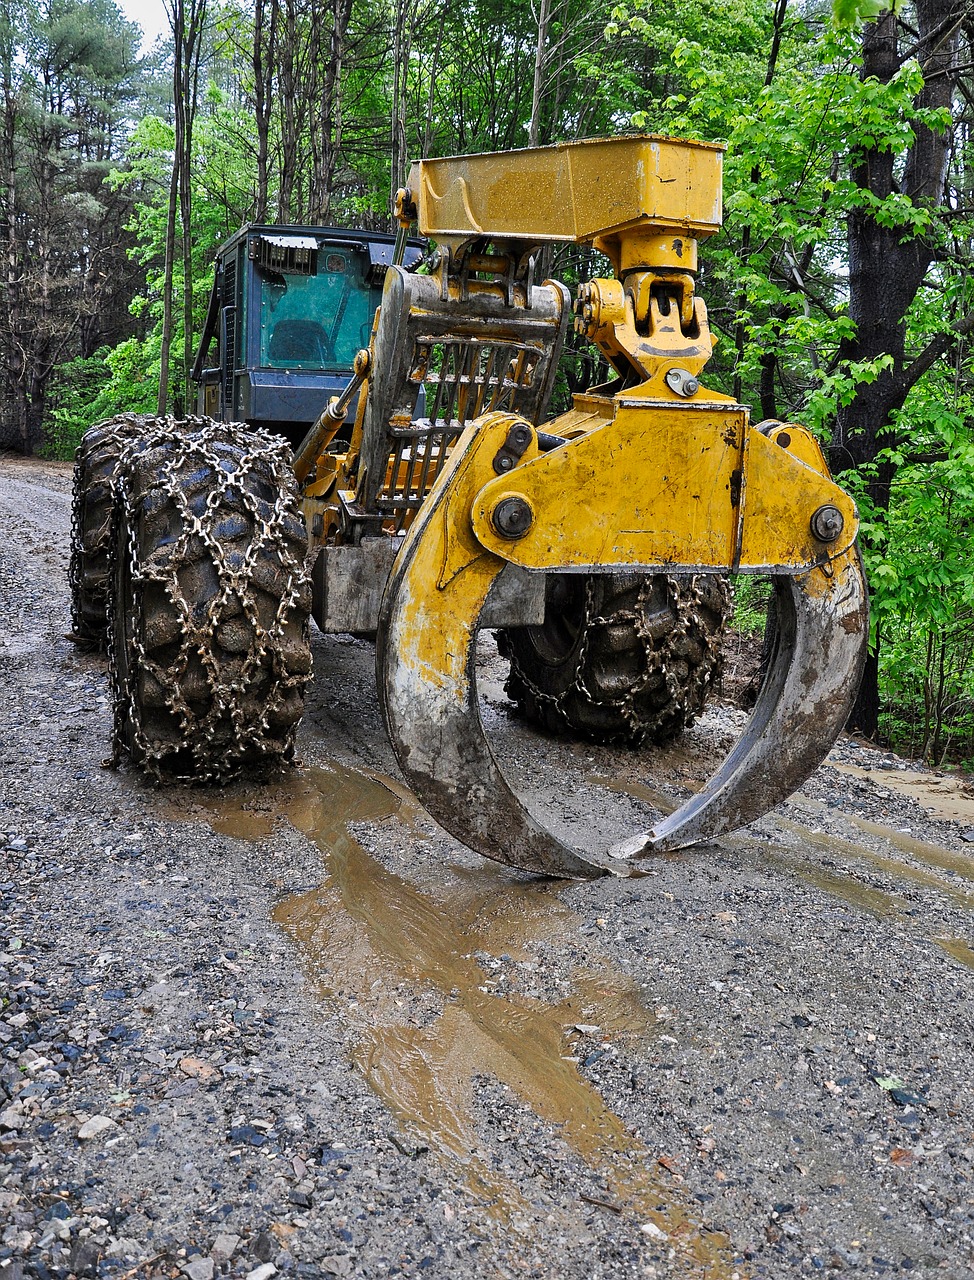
[834,1,961,735]
[0,0,143,452]
[158,0,207,416]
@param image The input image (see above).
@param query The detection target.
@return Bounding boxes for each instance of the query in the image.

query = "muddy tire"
[69,414,157,646]
[109,418,312,781]
[498,572,729,745]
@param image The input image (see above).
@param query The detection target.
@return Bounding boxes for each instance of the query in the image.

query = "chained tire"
[69,413,157,646]
[498,572,730,746]
[109,417,312,781]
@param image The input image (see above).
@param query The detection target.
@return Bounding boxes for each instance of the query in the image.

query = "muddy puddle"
[833,761,974,825]
[933,936,974,970]
[200,763,736,1273]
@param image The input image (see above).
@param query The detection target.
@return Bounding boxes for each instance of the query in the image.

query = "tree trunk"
[276,0,301,220]
[157,158,178,418]
[178,0,206,413]
[390,0,408,194]
[252,0,277,222]
[529,0,551,148]
[311,0,353,222]
[836,2,958,736]
[0,14,19,451]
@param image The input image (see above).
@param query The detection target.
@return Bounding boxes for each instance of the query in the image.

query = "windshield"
[258,246,381,371]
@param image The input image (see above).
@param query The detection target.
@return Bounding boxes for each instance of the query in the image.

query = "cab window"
[259,248,380,371]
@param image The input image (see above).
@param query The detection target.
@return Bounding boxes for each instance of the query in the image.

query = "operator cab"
[192,225,425,448]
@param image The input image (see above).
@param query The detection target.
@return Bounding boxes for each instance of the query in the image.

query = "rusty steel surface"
[376,414,615,879]
[618,548,870,857]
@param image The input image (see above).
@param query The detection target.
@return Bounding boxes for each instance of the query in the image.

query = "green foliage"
[729,576,772,638]
[832,0,897,30]
[850,374,974,762]
[41,351,115,459]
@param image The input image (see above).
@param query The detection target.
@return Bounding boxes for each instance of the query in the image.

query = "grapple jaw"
[377,411,869,879]
[614,552,868,859]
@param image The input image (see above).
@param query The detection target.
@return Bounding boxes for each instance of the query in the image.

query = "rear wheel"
[109,418,312,780]
[69,414,155,646]
[498,572,729,745]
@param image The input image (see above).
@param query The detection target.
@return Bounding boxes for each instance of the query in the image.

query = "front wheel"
[498,572,729,745]
[109,418,313,781]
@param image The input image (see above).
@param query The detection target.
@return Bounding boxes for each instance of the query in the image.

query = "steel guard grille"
[378,336,542,532]
[355,267,570,539]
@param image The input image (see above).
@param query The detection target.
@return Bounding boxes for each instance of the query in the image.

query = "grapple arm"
[378,409,867,877]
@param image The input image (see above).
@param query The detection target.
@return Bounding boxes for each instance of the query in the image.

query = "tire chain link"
[107,415,312,782]
[508,573,729,745]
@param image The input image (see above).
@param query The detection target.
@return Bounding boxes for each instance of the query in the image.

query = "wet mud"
[202,762,737,1274]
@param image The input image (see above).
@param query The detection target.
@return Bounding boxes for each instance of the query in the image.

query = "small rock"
[179,1057,218,1082]
[230,1124,266,1147]
[320,1260,352,1279]
[0,1106,25,1131]
[253,1232,277,1263]
[77,1115,118,1140]
[68,1240,100,1276]
[183,1258,214,1280]
[104,1237,142,1258]
[244,1266,277,1280]
[640,1222,668,1241]
[210,1233,241,1262]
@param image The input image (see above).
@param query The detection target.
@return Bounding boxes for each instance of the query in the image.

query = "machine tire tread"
[499,572,729,745]
[69,414,158,646]
[109,417,312,781]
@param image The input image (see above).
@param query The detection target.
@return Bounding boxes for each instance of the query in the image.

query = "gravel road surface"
[1,452,973,1280]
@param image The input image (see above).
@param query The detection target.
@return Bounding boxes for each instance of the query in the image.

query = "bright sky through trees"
[115,0,169,51]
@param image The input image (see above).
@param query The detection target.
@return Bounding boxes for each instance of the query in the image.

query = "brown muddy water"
[201,763,737,1275]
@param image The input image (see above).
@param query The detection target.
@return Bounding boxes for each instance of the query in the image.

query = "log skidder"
[106,418,312,780]
[74,134,868,881]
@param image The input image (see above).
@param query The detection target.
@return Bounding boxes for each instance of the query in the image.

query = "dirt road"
[1,452,973,1280]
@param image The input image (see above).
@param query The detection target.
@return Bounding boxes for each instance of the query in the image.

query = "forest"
[2,0,974,762]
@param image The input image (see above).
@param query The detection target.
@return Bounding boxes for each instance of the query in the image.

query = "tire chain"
[508,573,728,745]
[68,413,158,643]
[108,416,312,782]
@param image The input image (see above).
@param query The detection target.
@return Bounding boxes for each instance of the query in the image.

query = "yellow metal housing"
[406,135,723,267]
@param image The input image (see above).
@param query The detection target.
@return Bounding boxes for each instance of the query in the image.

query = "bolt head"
[810,504,844,543]
[665,367,698,398]
[491,495,534,540]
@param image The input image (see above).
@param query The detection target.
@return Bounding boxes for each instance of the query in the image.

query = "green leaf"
[833,0,893,28]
